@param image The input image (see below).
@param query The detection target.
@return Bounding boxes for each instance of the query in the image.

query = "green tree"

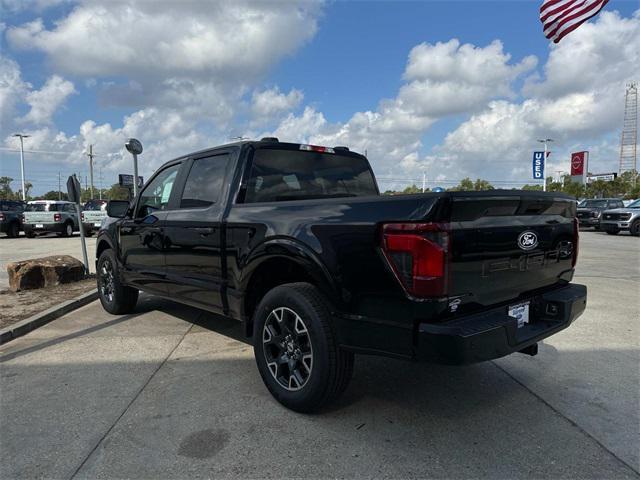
[521,184,543,191]
[402,184,422,194]
[473,178,494,191]
[41,190,68,201]
[104,183,131,201]
[0,177,14,199]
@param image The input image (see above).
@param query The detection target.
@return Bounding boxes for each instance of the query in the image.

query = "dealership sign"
[532,152,546,179]
[571,151,587,175]
[118,174,144,188]
[587,173,617,183]
[570,151,588,185]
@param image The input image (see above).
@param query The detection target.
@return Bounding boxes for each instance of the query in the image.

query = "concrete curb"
[0,289,99,345]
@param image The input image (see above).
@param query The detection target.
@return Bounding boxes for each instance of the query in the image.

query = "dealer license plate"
[35,224,44,228]
[508,301,530,328]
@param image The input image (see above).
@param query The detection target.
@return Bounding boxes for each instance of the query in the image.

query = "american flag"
[540,0,609,43]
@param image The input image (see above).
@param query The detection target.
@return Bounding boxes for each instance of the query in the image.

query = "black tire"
[605,229,620,235]
[97,248,139,315]
[7,222,20,238]
[61,222,74,237]
[84,228,94,237]
[25,230,36,238]
[631,220,640,237]
[252,282,354,413]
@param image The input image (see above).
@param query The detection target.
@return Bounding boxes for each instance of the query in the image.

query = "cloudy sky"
[1,0,638,195]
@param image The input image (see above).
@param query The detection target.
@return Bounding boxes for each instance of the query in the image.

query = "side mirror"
[107,200,130,218]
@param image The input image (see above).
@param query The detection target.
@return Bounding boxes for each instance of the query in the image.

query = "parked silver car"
[600,199,640,236]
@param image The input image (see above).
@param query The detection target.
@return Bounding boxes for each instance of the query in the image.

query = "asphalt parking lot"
[0,233,97,289]
[0,231,638,479]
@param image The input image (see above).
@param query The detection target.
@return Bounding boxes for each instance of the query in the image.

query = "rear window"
[84,200,106,211]
[243,149,378,203]
[579,200,607,208]
[26,203,64,212]
[26,204,48,212]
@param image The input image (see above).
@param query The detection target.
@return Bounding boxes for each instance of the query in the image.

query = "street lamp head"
[125,138,143,155]
[13,133,30,138]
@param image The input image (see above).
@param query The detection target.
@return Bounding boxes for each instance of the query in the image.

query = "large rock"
[7,255,86,292]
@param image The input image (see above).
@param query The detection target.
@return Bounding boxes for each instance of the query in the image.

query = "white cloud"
[263,37,537,182]
[21,75,76,125]
[400,40,537,117]
[251,87,304,124]
[0,55,30,124]
[423,9,640,183]
[7,1,322,80]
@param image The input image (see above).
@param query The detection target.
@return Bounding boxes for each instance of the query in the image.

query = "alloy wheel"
[100,259,115,303]
[262,307,313,391]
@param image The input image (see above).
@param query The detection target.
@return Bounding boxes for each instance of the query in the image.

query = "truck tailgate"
[448,193,577,307]
[24,212,57,224]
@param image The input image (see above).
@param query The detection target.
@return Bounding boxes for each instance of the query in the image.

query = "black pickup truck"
[97,138,586,412]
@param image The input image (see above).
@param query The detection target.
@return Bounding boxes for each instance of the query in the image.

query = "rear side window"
[244,148,378,203]
[180,154,230,209]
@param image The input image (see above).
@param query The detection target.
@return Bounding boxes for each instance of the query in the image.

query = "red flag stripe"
[546,0,606,40]
[543,0,588,35]
[540,0,572,14]
[552,0,609,42]
[541,0,578,24]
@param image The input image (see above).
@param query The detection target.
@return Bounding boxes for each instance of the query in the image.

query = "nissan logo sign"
[518,231,538,250]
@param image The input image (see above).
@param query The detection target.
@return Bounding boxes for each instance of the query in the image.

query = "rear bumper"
[23,223,66,233]
[416,283,587,365]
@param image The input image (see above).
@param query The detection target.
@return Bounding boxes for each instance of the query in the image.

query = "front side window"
[244,148,378,203]
[136,163,180,217]
[180,154,230,208]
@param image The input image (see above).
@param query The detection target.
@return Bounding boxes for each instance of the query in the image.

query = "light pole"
[125,138,143,198]
[537,138,553,192]
[12,133,30,201]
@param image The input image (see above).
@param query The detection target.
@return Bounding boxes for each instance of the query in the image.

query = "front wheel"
[253,282,354,413]
[97,249,139,314]
[630,220,640,237]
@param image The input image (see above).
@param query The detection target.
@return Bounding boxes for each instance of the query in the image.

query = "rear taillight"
[381,223,450,298]
[81,213,85,221]
[0,213,4,221]
[572,218,579,267]
[54,213,61,222]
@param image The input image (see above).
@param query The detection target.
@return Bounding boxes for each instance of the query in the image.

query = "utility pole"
[12,133,30,201]
[99,166,103,200]
[86,144,95,199]
[58,172,61,200]
[537,138,553,192]
[422,171,426,193]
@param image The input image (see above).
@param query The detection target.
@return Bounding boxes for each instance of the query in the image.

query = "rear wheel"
[63,222,74,237]
[253,282,354,413]
[631,220,640,237]
[97,249,138,314]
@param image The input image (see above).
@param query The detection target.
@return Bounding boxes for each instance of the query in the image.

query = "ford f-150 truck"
[97,138,586,412]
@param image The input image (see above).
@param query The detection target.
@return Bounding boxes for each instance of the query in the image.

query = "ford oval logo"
[518,231,538,250]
